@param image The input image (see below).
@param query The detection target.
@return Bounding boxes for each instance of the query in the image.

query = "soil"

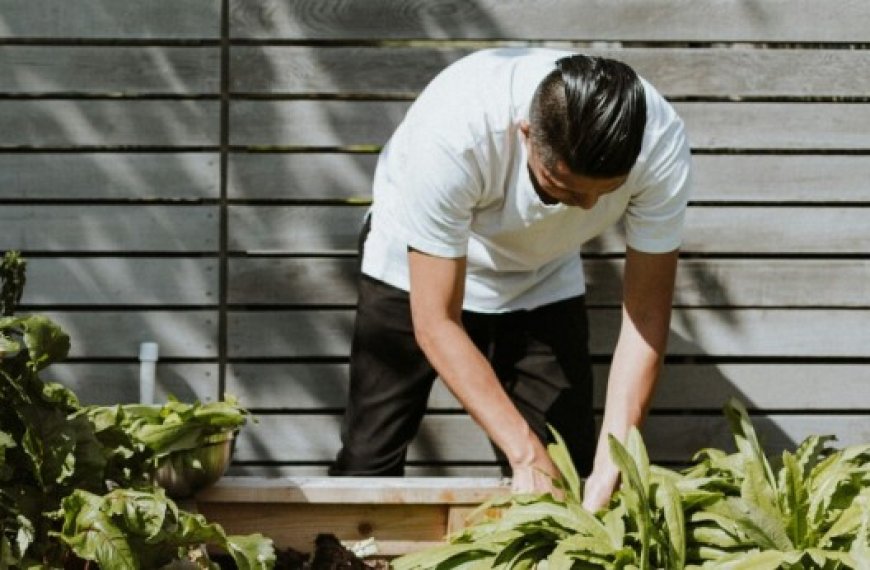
[213,533,389,570]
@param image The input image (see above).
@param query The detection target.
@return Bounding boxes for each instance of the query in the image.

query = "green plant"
[85,395,250,466]
[391,400,870,569]
[0,253,274,568]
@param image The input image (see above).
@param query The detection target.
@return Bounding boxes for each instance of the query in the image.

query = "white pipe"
[139,342,159,405]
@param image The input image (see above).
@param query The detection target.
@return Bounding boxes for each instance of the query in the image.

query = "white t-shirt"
[362,48,692,313]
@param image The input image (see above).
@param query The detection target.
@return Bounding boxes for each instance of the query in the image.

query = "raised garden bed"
[194,476,510,557]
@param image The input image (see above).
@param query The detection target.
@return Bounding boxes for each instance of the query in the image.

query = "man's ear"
[518,120,531,138]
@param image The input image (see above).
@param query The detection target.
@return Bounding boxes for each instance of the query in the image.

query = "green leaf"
[704,497,790,552]
[608,431,651,569]
[724,398,778,500]
[547,425,583,502]
[707,548,798,570]
[654,476,686,569]
[780,451,810,547]
[820,488,870,547]
[223,533,276,570]
[18,315,70,372]
[391,542,497,570]
[59,490,139,570]
[794,435,837,479]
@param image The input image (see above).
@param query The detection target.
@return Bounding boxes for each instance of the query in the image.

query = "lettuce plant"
[0,252,274,569]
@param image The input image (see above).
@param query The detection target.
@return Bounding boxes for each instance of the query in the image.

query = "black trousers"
[329,274,597,477]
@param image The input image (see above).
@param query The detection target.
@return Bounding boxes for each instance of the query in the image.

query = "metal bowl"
[154,430,236,499]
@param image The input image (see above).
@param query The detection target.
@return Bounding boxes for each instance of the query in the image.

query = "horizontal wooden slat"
[229,0,870,42]
[45,363,218,405]
[593,207,870,254]
[228,257,870,307]
[225,363,870,412]
[0,153,219,200]
[229,310,353,358]
[41,311,217,358]
[228,205,869,255]
[229,308,870,358]
[0,205,217,252]
[678,207,870,254]
[227,152,377,200]
[228,204,366,254]
[0,47,220,95]
[1,0,220,39]
[234,413,870,464]
[678,103,870,150]
[231,46,870,97]
[690,155,870,203]
[228,258,358,305]
[21,258,217,305]
[196,502,450,556]
[229,101,408,148]
[225,153,870,203]
[664,309,869,357]
[199,476,507,504]
[230,101,870,150]
[0,101,219,148]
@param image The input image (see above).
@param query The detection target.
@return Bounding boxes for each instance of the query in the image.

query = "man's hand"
[581,464,620,512]
[508,437,562,496]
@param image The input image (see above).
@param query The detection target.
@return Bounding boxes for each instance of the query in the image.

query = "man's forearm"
[594,312,665,468]
[414,316,543,466]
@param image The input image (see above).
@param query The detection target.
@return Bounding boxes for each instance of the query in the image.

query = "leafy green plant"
[58,487,273,570]
[85,395,250,465]
[0,252,274,568]
[0,251,25,318]
[681,399,870,568]
[391,400,870,570]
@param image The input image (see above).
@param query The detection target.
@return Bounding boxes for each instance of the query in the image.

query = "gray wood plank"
[0,101,219,148]
[227,257,870,308]
[597,259,870,307]
[226,153,870,203]
[229,101,870,150]
[227,258,359,305]
[1,0,220,39]
[229,101,408,148]
[0,153,219,200]
[228,204,367,254]
[228,205,870,255]
[665,309,870,358]
[233,413,870,464]
[646,364,870,412]
[0,47,220,95]
[676,208,870,255]
[227,152,377,200]
[691,155,870,203]
[231,46,870,98]
[228,310,354,358]
[228,308,870,358]
[229,0,870,42]
[0,205,217,252]
[591,207,870,254]
[41,310,217,358]
[225,362,870,412]
[677,103,870,150]
[45,363,219,406]
[21,258,217,306]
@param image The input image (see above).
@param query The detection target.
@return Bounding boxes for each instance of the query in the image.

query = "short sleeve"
[624,117,693,253]
[392,131,484,258]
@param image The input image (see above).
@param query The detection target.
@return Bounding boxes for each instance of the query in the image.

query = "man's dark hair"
[529,54,646,178]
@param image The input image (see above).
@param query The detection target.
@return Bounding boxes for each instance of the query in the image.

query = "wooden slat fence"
[1,0,868,476]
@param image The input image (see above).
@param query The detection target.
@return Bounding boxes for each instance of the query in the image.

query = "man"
[329,48,692,512]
